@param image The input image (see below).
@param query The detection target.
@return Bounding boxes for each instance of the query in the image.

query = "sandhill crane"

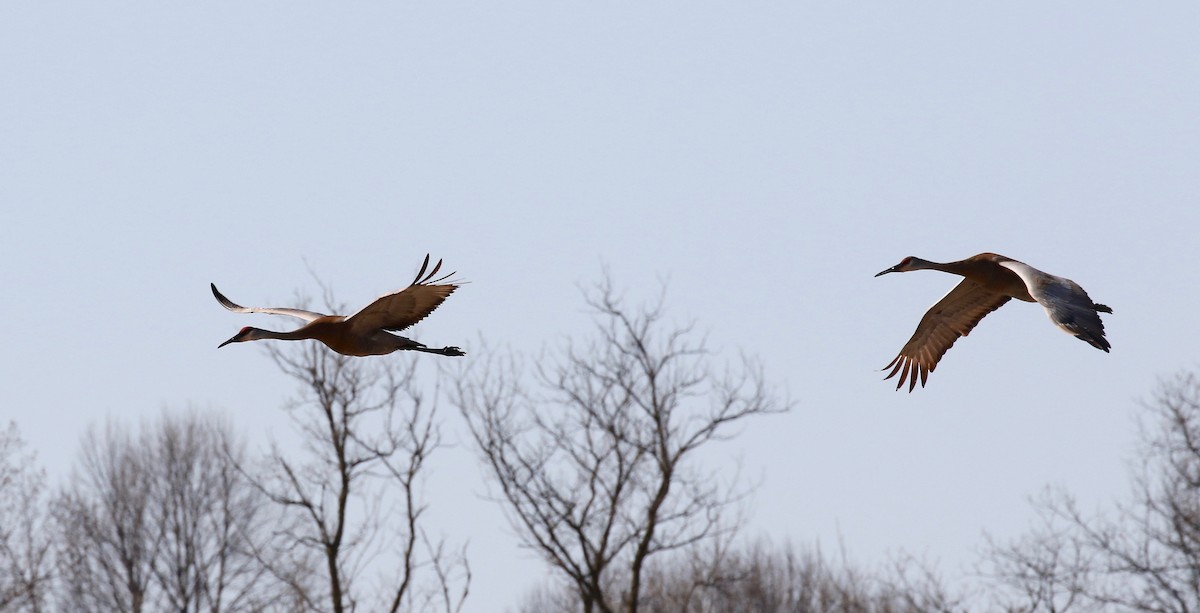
[875,253,1111,392]
[212,254,465,357]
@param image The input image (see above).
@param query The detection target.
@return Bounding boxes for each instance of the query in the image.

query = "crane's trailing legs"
[409,342,466,357]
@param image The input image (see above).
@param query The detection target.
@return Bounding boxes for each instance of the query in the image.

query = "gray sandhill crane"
[875,253,1111,392]
[212,255,465,357]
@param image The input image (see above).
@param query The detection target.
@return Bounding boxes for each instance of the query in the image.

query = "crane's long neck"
[250,327,313,342]
[909,256,1013,291]
[907,257,973,276]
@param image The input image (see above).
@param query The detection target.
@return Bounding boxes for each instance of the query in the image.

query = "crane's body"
[213,255,465,358]
[876,253,1110,392]
[218,316,439,357]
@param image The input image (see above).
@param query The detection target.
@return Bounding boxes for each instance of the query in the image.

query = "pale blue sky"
[2,2,1198,609]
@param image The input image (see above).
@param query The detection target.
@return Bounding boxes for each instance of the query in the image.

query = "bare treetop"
[247,338,469,613]
[455,276,788,613]
[984,371,1200,611]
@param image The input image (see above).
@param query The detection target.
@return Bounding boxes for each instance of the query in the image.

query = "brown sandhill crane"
[212,254,465,357]
[875,253,1111,392]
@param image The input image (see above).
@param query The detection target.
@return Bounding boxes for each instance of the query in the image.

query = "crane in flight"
[875,253,1111,392]
[212,254,465,357]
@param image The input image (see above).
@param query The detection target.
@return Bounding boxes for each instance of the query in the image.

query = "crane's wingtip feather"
[881,355,901,372]
[427,258,444,282]
[411,254,432,286]
[210,283,242,311]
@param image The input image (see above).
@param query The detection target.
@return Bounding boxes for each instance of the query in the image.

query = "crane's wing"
[999,261,1111,352]
[210,283,327,323]
[344,256,459,334]
[883,279,1011,392]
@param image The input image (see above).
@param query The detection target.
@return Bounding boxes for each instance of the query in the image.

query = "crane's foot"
[441,346,466,357]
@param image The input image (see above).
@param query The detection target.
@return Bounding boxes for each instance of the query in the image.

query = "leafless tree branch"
[53,411,280,613]
[984,371,1200,612]
[243,291,468,613]
[455,275,788,613]
[0,423,53,612]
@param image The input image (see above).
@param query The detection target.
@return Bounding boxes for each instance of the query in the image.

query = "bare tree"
[454,277,788,613]
[981,491,1096,613]
[0,423,53,612]
[249,332,469,613]
[55,420,155,613]
[147,411,277,612]
[54,411,277,613]
[984,371,1200,612]
[516,539,962,613]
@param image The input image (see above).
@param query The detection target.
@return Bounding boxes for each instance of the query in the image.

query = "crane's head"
[875,256,919,277]
[218,326,263,348]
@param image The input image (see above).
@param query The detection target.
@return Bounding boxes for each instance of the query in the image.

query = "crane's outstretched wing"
[883,279,1011,392]
[210,283,327,323]
[999,261,1111,352]
[344,256,459,334]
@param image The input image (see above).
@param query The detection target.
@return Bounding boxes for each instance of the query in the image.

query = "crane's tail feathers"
[1094,303,1113,314]
[1075,333,1111,353]
[1059,317,1111,352]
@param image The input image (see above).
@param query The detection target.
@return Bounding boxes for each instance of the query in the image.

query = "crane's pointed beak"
[875,266,900,277]
[218,336,237,348]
